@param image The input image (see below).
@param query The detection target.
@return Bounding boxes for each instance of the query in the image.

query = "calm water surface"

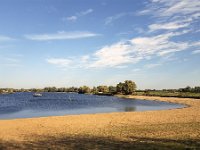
[0,92,184,119]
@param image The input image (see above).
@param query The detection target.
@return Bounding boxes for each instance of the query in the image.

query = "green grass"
[135,91,200,99]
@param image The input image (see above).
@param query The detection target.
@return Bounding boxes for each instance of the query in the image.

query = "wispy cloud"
[46,55,91,69]
[138,0,200,33]
[105,13,126,25]
[47,0,200,69]
[25,31,100,41]
[191,50,200,54]
[191,41,200,47]
[46,58,72,68]
[138,0,200,17]
[88,31,190,68]
[89,42,140,68]
[0,56,22,67]
[0,35,14,42]
[47,30,198,69]
[65,16,77,21]
[105,12,134,25]
[149,21,190,32]
[145,63,162,69]
[78,9,93,16]
[63,9,93,22]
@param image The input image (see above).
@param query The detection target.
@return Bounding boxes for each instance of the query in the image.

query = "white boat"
[33,93,42,97]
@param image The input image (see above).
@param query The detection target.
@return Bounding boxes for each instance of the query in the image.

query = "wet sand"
[0,96,199,149]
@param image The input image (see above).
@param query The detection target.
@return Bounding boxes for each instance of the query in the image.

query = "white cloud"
[88,42,141,68]
[105,12,134,25]
[46,30,195,69]
[191,50,200,54]
[78,9,93,16]
[66,16,77,21]
[88,31,190,68]
[149,22,189,31]
[46,58,72,68]
[138,0,200,34]
[139,0,200,17]
[47,0,200,69]
[25,31,100,41]
[64,9,93,22]
[47,56,91,69]
[157,0,200,17]
[130,32,189,56]
[145,63,162,69]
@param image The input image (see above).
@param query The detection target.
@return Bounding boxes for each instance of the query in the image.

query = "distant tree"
[179,86,192,92]
[97,85,109,93]
[108,86,117,94]
[91,86,98,94]
[123,80,136,95]
[185,86,192,92]
[194,86,200,93]
[116,82,124,93]
[43,87,57,92]
[78,86,91,94]
[116,80,136,95]
[67,87,78,92]
[57,87,65,92]
[7,88,14,93]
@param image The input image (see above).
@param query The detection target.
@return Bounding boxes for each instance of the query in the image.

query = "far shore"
[0,95,199,149]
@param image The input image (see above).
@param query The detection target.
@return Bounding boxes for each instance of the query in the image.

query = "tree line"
[1,82,199,96]
[140,86,200,93]
[0,80,137,95]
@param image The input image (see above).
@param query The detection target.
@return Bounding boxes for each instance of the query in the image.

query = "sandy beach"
[0,96,199,149]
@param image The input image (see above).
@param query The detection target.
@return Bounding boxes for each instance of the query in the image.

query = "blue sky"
[0,0,200,89]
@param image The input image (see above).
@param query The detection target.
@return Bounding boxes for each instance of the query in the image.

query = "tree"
[194,86,200,93]
[116,82,123,93]
[78,86,91,94]
[116,80,137,95]
[91,86,98,94]
[108,86,117,94]
[123,80,136,95]
[97,85,109,93]
[43,87,57,92]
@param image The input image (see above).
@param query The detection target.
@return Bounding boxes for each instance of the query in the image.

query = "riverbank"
[0,96,199,149]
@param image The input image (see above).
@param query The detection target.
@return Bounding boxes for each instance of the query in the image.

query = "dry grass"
[0,96,199,149]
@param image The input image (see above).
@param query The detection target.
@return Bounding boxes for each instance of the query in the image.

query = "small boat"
[33,93,42,97]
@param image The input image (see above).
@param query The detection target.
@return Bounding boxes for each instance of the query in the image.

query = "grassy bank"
[134,91,200,99]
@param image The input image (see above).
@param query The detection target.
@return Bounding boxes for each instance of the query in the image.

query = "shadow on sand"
[0,135,199,150]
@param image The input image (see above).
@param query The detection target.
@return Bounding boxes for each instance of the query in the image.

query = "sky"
[0,0,200,89]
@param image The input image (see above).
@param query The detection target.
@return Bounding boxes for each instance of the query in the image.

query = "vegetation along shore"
[1,80,200,99]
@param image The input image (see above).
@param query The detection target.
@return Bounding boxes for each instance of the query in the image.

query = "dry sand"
[0,96,199,149]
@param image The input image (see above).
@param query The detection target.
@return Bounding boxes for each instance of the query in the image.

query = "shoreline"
[0,96,199,149]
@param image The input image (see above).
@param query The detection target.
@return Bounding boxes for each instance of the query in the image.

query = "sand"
[0,96,199,149]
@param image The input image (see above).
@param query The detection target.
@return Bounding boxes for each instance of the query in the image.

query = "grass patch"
[134,91,200,99]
